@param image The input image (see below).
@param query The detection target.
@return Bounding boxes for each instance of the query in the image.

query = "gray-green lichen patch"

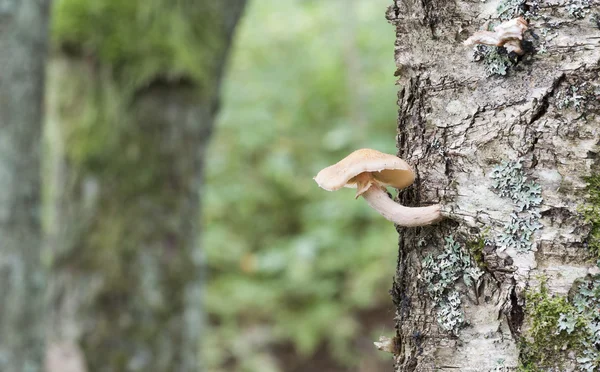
[520,271,600,371]
[472,45,517,77]
[490,160,543,254]
[497,0,526,21]
[566,0,592,19]
[562,271,600,371]
[557,85,587,112]
[554,79,600,118]
[421,236,483,335]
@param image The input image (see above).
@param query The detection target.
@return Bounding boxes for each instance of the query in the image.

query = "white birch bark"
[387,0,600,370]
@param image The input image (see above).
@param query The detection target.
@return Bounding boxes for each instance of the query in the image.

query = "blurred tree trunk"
[44,1,246,371]
[0,0,50,370]
[387,1,599,371]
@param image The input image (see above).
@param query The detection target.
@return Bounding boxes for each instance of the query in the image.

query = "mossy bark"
[0,0,50,371]
[45,1,246,371]
[387,0,600,370]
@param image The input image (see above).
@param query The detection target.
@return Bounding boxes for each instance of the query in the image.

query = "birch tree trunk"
[387,0,600,370]
[0,0,50,370]
[44,1,246,371]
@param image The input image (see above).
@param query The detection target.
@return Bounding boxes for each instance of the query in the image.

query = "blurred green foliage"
[53,0,224,92]
[203,0,398,370]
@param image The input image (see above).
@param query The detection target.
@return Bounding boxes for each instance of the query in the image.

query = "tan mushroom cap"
[314,149,415,191]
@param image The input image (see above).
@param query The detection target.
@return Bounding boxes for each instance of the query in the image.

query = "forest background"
[5,0,599,370]
[2,0,401,371]
[204,0,398,370]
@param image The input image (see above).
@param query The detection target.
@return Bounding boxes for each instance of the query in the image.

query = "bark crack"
[528,73,566,125]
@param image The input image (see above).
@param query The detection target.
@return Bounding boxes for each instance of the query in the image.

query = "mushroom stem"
[361,185,442,227]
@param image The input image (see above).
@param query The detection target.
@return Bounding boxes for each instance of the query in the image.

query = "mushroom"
[314,149,443,227]
[374,336,398,354]
[463,17,528,55]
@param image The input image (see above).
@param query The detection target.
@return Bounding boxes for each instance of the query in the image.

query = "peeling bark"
[388,0,600,370]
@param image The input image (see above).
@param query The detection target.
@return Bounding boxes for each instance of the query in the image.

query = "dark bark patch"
[528,73,566,125]
[411,330,424,355]
[507,285,524,337]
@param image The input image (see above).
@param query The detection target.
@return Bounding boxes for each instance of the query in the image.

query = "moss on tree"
[46,0,246,370]
[519,278,583,371]
[52,0,226,94]
[519,275,600,371]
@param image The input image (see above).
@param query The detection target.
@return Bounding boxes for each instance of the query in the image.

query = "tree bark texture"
[387,0,599,370]
[0,0,50,370]
[44,1,246,371]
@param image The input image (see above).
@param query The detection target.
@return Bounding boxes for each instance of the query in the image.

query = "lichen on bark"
[387,0,600,370]
[520,274,600,371]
